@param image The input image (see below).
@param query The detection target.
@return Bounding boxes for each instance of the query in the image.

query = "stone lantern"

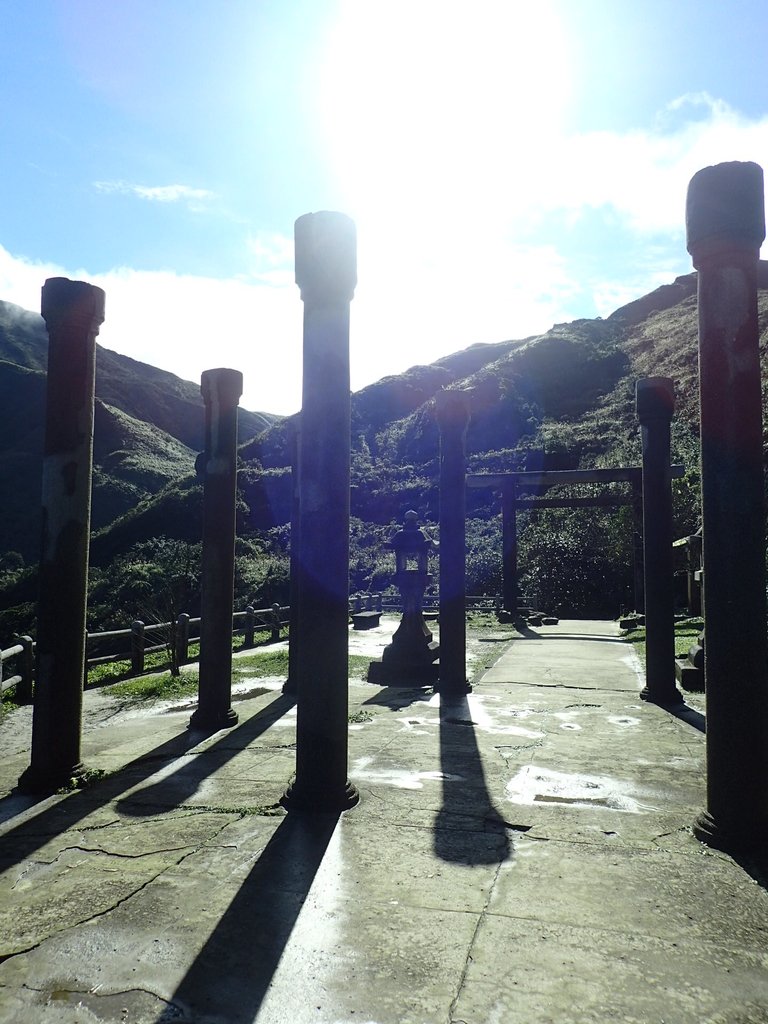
[367,511,440,686]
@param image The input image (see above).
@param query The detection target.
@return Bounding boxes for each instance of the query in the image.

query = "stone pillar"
[435,389,471,695]
[18,278,104,794]
[189,368,242,732]
[281,211,359,812]
[631,475,645,614]
[501,479,518,615]
[686,160,768,851]
[636,377,681,706]
[284,418,300,697]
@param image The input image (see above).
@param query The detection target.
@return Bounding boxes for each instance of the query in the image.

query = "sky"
[1,0,768,416]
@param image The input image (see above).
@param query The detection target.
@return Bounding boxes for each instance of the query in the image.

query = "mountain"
[0,299,278,561]
[2,264,768,623]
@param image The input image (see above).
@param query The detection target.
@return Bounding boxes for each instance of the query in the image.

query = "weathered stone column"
[436,389,471,695]
[281,211,359,812]
[19,278,104,794]
[284,418,300,697]
[636,377,681,707]
[501,478,518,616]
[631,475,645,614]
[189,368,242,732]
[686,160,768,851]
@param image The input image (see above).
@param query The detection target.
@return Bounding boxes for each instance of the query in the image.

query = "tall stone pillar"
[636,377,681,707]
[19,278,105,794]
[189,368,242,732]
[686,160,768,851]
[436,389,471,695]
[501,478,518,615]
[631,475,645,614]
[281,211,359,812]
[284,418,300,697]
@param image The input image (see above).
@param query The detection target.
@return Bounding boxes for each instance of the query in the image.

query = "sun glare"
[318,0,572,233]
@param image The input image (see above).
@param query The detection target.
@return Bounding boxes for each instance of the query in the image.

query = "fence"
[0,636,33,702]
[3,595,501,703]
[1,604,290,703]
[359,592,500,613]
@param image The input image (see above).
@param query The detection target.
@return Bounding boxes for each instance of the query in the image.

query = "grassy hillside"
[0,298,279,561]
[2,265,768,632]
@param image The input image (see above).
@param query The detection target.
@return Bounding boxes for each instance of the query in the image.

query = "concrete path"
[1,619,767,1024]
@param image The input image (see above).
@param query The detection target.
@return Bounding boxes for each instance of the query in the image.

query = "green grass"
[105,669,200,702]
[0,688,20,719]
[623,617,704,662]
[100,649,375,706]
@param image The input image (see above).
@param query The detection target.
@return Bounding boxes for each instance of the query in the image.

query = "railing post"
[176,612,190,667]
[244,605,255,648]
[131,620,145,675]
[17,636,34,705]
[270,603,281,642]
[18,278,105,794]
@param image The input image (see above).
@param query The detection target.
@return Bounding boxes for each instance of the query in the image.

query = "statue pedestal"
[368,571,439,687]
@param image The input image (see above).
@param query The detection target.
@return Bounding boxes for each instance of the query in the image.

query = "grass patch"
[56,767,110,793]
[349,653,374,679]
[348,708,374,723]
[231,648,289,682]
[104,669,199,702]
[623,617,704,662]
[192,803,285,817]
[0,688,21,718]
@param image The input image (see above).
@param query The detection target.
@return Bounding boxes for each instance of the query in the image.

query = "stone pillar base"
[280,778,359,813]
[639,685,684,709]
[18,760,87,795]
[188,706,239,732]
[435,677,472,696]
[367,654,439,688]
[693,809,768,853]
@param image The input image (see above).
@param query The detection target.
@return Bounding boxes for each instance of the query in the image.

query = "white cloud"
[3,96,767,419]
[0,244,302,415]
[94,181,216,206]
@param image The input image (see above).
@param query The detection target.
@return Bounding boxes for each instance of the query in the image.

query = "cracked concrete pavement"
[1,618,768,1023]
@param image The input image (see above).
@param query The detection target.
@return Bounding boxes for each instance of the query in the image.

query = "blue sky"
[2,0,767,414]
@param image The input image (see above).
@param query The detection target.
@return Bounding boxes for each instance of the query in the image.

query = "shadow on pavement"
[117,693,296,816]
[0,692,296,870]
[159,810,339,1024]
[433,695,512,865]
[362,685,433,711]
[667,702,706,734]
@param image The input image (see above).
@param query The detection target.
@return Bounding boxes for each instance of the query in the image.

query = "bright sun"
[318,0,572,234]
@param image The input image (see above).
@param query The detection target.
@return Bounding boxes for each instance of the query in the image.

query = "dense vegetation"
[1,265,768,638]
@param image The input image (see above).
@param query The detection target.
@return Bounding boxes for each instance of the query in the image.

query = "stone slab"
[1,619,766,1024]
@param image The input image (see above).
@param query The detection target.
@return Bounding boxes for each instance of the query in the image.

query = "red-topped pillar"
[686,160,768,851]
[19,278,105,794]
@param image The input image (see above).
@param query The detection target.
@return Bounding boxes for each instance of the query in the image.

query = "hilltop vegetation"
[1,265,768,635]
